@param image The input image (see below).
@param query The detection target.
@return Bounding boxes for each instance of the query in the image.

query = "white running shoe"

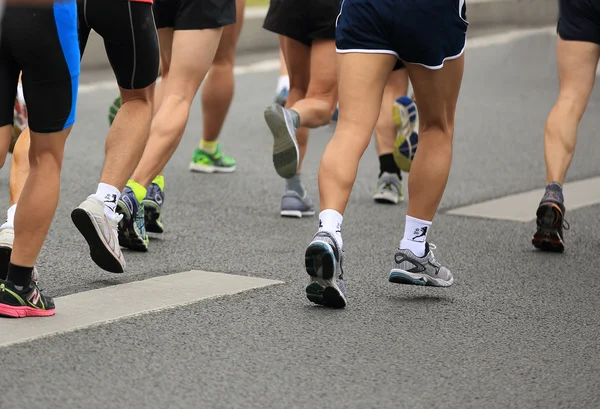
[71,196,125,274]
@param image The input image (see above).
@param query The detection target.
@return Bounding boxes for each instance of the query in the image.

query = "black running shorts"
[0,2,80,133]
[78,0,160,90]
[263,0,340,46]
[153,0,236,30]
[557,0,600,45]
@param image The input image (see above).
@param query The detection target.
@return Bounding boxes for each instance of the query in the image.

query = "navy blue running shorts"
[0,1,80,133]
[336,0,469,70]
[557,0,600,45]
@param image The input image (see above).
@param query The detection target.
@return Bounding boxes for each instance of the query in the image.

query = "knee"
[121,85,155,105]
[308,91,337,124]
[554,93,588,121]
[420,117,454,143]
[211,51,235,70]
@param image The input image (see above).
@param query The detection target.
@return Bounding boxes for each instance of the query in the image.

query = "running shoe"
[116,187,149,252]
[393,95,418,138]
[264,103,300,179]
[532,184,569,252]
[0,226,39,283]
[0,280,55,318]
[108,95,121,126]
[304,231,347,308]
[143,182,164,234]
[189,144,236,173]
[373,172,404,204]
[71,196,125,273]
[389,243,454,287]
[281,190,315,218]
[332,106,339,122]
[275,87,289,107]
[10,84,28,153]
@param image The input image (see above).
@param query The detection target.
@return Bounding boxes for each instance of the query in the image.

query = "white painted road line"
[79,26,556,95]
[0,271,283,348]
[447,176,600,222]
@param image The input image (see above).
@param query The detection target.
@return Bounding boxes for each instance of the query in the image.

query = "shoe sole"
[305,281,346,309]
[189,163,236,173]
[0,304,56,318]
[116,202,149,252]
[388,270,454,287]
[71,208,125,274]
[143,200,164,234]
[264,104,299,179]
[373,192,404,204]
[280,210,316,218]
[532,203,565,253]
[304,242,346,308]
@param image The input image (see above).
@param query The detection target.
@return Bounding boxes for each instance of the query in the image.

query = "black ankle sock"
[379,154,401,178]
[7,263,33,288]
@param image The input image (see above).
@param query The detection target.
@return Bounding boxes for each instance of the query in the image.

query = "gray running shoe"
[304,231,347,308]
[388,242,454,287]
[264,103,299,179]
[281,190,315,218]
[373,172,404,204]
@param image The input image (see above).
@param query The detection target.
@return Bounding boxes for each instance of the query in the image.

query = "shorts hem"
[336,48,400,59]
[403,43,465,70]
[29,122,75,134]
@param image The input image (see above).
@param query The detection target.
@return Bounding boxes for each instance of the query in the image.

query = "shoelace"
[107,213,124,231]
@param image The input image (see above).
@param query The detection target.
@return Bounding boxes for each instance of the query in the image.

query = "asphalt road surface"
[0,27,599,409]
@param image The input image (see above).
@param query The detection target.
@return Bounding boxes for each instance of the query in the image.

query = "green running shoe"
[108,95,121,126]
[189,144,236,173]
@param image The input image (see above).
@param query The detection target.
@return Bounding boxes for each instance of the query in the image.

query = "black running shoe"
[0,280,55,318]
[532,184,570,252]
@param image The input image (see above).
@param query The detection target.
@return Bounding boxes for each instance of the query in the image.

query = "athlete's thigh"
[158,28,174,76]
[282,37,310,93]
[166,28,223,101]
[10,2,80,134]
[306,39,337,101]
[84,0,159,90]
[555,38,600,110]
[405,56,464,131]
[336,52,395,132]
[213,0,245,64]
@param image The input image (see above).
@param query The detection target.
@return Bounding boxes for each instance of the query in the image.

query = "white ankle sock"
[93,183,121,216]
[276,75,289,93]
[318,209,343,249]
[399,215,432,257]
[1,204,17,229]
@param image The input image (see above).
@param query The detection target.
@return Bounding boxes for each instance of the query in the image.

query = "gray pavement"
[0,29,599,409]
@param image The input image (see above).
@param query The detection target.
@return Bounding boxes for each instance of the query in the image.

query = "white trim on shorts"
[336,34,466,71]
[336,48,400,59]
